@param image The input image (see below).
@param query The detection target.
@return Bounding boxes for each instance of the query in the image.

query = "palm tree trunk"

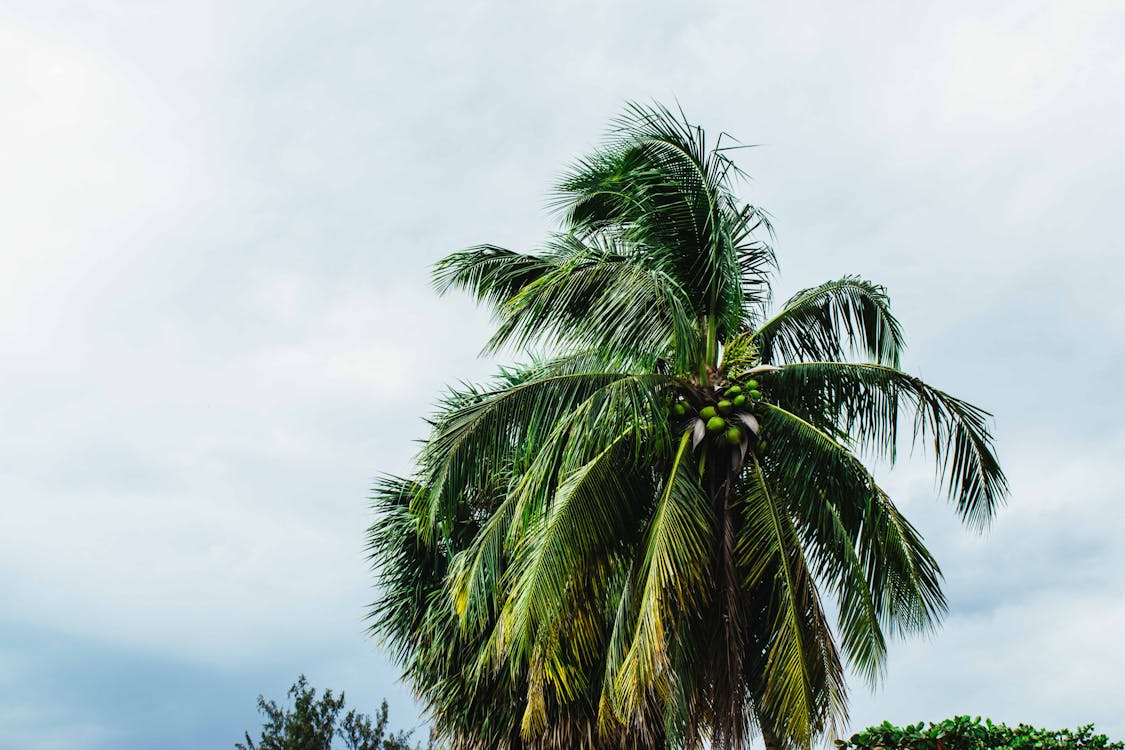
[700,446,751,750]
[761,725,783,750]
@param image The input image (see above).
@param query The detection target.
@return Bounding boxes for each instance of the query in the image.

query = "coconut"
[724,385,742,397]
[732,394,747,406]
[673,402,687,416]
[725,426,742,445]
[699,406,718,420]
[746,379,759,389]
[717,399,732,414]
[749,389,763,399]
[706,416,726,432]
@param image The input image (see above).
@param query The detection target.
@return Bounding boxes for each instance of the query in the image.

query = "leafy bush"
[836,716,1122,750]
[236,675,423,750]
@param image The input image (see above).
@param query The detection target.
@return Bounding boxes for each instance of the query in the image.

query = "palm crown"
[368,103,1007,750]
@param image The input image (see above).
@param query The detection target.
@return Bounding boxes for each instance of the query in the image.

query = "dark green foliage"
[837,717,1122,750]
[236,675,421,750]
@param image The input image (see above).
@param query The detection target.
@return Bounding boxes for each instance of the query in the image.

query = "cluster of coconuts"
[670,380,764,446]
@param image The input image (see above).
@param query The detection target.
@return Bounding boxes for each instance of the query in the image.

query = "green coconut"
[699,405,718,420]
[746,379,759,389]
[706,416,726,432]
[749,389,763,399]
[732,394,747,406]
[725,426,742,445]
[717,399,732,414]
[724,385,742,397]
[672,402,687,416]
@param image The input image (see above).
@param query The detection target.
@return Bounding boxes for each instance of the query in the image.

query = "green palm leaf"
[554,102,775,370]
[614,430,713,722]
[419,356,667,537]
[502,428,647,666]
[738,457,847,748]
[434,243,561,309]
[758,402,945,680]
[755,277,905,367]
[770,361,1008,528]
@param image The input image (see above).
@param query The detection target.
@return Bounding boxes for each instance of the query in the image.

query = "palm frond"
[502,428,647,665]
[615,430,713,722]
[737,458,847,748]
[367,476,439,663]
[755,277,904,366]
[483,234,704,368]
[598,570,639,733]
[552,101,773,351]
[757,402,946,682]
[434,244,562,310]
[499,371,675,543]
[770,362,1008,528]
[448,491,518,631]
[418,356,670,538]
[730,202,776,324]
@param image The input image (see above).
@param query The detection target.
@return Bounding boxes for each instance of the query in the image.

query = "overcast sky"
[2,1,1123,748]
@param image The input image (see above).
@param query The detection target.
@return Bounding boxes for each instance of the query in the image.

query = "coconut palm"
[368,103,1007,750]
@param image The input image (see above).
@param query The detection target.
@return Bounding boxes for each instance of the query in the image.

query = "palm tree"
[368,103,1007,750]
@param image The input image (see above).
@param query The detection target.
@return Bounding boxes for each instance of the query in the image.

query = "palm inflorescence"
[367,103,1007,750]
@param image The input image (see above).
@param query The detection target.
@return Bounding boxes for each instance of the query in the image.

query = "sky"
[1,1,1123,747]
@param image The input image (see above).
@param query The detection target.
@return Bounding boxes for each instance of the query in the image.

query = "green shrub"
[836,716,1122,750]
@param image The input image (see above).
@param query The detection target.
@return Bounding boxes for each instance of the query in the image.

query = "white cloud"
[1,0,1123,747]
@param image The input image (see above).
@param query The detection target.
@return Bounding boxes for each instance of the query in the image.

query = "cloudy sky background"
[2,1,1123,748]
